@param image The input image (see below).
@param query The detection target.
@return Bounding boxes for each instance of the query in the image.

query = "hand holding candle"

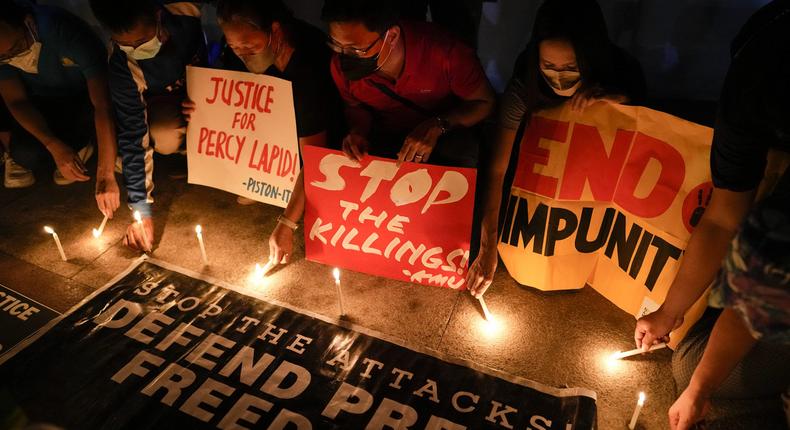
[195,225,209,265]
[92,213,110,238]
[255,260,275,280]
[628,392,645,429]
[612,343,668,360]
[333,268,346,317]
[44,226,67,261]
[133,211,150,252]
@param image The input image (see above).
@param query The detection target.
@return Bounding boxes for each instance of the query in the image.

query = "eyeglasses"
[327,30,388,57]
[0,26,35,64]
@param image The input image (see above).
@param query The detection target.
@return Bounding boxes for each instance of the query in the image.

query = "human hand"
[569,86,627,112]
[669,388,710,430]
[182,98,196,122]
[466,248,497,298]
[635,306,684,351]
[398,118,443,166]
[342,132,369,162]
[49,141,90,182]
[124,217,154,252]
[268,223,294,267]
[95,175,120,218]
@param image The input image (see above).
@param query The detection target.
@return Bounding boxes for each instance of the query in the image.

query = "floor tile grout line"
[435,291,462,351]
[67,237,126,281]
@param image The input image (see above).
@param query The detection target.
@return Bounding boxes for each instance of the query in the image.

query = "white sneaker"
[4,155,35,188]
[54,143,95,186]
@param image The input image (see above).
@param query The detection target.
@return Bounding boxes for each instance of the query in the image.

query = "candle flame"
[92,228,101,238]
[195,225,202,234]
[333,268,340,282]
[44,226,55,234]
[638,392,646,406]
[133,211,142,223]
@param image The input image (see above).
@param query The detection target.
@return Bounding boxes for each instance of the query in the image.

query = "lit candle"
[255,260,275,279]
[478,296,493,321]
[92,213,110,238]
[612,343,668,360]
[44,226,67,261]
[628,392,645,429]
[133,211,149,251]
[195,225,209,265]
[332,268,346,316]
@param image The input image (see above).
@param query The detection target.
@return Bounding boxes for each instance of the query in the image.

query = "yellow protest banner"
[498,102,713,345]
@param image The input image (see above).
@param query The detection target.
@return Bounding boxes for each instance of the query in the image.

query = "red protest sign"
[303,147,477,289]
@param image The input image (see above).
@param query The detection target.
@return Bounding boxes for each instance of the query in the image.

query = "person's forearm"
[661,219,740,319]
[345,105,373,137]
[687,308,757,398]
[282,171,305,223]
[94,107,118,178]
[444,98,495,129]
[7,100,60,148]
[479,170,505,252]
[479,127,517,253]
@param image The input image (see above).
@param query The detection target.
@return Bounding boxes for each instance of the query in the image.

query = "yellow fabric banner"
[498,103,713,345]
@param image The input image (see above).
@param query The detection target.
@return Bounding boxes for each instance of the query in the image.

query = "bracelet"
[277,215,299,231]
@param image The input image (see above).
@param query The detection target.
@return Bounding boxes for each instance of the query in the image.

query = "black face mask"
[339,53,381,81]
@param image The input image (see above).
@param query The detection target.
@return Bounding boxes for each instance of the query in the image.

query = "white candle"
[92,213,110,238]
[478,296,493,321]
[195,225,209,265]
[612,343,668,360]
[44,226,67,261]
[133,211,149,251]
[333,268,345,316]
[255,260,275,280]
[628,392,645,429]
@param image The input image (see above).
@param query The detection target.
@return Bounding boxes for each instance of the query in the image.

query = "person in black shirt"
[636,1,790,428]
[185,0,342,267]
[466,0,646,297]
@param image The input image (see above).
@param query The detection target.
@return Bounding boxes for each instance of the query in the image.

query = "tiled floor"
[0,155,674,429]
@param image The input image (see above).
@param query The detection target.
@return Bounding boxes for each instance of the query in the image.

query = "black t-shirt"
[222,20,344,142]
[711,0,790,193]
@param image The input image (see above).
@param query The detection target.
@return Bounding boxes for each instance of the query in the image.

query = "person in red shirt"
[321,0,495,168]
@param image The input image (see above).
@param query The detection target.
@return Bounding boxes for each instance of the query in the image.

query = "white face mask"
[119,32,163,61]
[8,41,42,74]
[6,25,42,74]
[541,68,582,97]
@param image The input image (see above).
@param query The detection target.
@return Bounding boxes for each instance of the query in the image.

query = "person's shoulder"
[36,5,104,51]
[33,4,79,33]
[732,0,790,60]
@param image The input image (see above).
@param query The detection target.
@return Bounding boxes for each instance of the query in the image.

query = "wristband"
[277,215,299,231]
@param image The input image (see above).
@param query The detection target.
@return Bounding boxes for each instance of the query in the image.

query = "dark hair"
[520,0,618,115]
[216,0,294,33]
[89,0,158,34]
[0,0,31,30]
[321,0,399,34]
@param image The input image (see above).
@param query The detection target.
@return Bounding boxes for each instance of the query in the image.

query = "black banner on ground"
[0,283,60,358]
[0,258,596,429]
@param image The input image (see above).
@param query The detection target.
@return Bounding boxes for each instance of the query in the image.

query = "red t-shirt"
[330,21,488,135]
